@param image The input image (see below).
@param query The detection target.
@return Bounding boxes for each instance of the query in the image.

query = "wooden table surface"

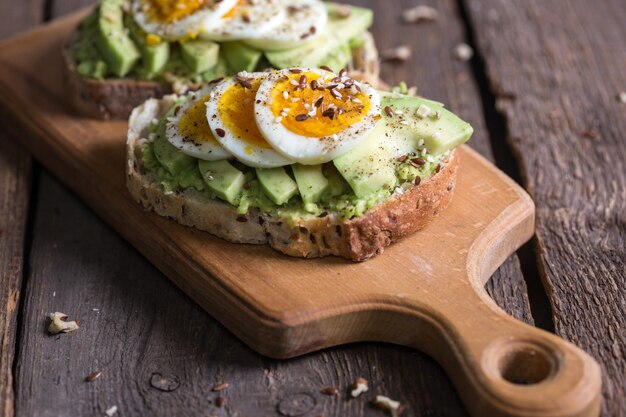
[0,1,623,416]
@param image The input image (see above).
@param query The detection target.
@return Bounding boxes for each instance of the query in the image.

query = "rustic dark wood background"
[0,0,623,416]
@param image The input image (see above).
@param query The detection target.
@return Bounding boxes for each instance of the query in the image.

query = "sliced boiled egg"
[242,0,327,51]
[200,0,287,42]
[254,68,381,164]
[165,86,232,161]
[132,0,238,41]
[205,73,292,168]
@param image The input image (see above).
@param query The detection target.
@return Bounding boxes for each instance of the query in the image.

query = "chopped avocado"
[292,164,329,204]
[381,95,473,155]
[180,40,220,73]
[334,124,398,198]
[264,3,372,68]
[153,106,197,176]
[198,160,245,205]
[323,164,350,197]
[317,42,352,73]
[77,60,108,80]
[201,55,230,82]
[325,3,373,41]
[221,41,263,73]
[95,0,140,77]
[256,167,299,205]
[124,14,169,78]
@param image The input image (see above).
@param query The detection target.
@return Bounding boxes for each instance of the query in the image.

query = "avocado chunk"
[381,95,473,155]
[323,164,350,197]
[221,41,263,73]
[256,167,299,205]
[153,106,197,175]
[198,160,245,205]
[333,124,398,198]
[180,40,220,74]
[264,3,372,68]
[292,164,329,204]
[124,14,169,78]
[95,0,140,77]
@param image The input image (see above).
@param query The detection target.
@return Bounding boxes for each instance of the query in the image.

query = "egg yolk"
[178,95,219,146]
[144,0,206,23]
[270,72,371,138]
[218,78,270,149]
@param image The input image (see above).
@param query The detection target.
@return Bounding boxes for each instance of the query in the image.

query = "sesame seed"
[315,97,324,107]
[290,79,299,86]
[215,128,226,137]
[384,106,394,117]
[415,104,432,118]
[454,43,474,61]
[320,65,332,72]
[402,5,439,23]
[381,45,412,61]
[295,114,310,121]
[274,116,283,123]
[283,91,289,99]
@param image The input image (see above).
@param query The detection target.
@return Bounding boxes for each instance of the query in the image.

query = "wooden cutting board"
[0,12,601,417]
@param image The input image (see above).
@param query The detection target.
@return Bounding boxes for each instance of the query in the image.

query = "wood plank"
[11,2,536,417]
[51,0,96,17]
[0,1,44,417]
[366,0,533,326]
[0,136,32,417]
[18,174,477,417]
[463,0,626,415]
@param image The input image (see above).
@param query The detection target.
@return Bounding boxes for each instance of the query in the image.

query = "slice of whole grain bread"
[126,97,459,262]
[65,29,383,120]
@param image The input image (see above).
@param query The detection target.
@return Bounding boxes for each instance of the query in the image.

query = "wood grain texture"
[0,1,43,416]
[360,0,533,326]
[463,0,626,415]
[0,11,602,417]
[17,174,477,417]
[0,137,32,417]
[3,2,538,417]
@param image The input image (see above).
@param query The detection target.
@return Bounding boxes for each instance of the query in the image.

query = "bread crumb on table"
[47,312,79,334]
[350,377,369,398]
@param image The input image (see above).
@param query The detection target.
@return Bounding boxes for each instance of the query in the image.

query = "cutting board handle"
[405,294,602,417]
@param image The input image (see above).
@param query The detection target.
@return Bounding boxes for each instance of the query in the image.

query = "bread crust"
[126,98,459,262]
[65,27,383,120]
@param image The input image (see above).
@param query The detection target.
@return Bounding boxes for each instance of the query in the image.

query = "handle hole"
[498,344,555,385]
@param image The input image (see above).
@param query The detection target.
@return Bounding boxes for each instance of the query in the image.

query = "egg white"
[165,86,232,161]
[242,0,327,51]
[205,73,292,168]
[132,0,238,41]
[254,68,381,165]
[200,0,287,42]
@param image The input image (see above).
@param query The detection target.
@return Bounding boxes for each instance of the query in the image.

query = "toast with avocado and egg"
[126,68,473,261]
[65,0,381,120]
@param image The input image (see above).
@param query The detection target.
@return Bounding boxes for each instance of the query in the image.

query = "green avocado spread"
[140,91,472,223]
[74,1,374,84]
